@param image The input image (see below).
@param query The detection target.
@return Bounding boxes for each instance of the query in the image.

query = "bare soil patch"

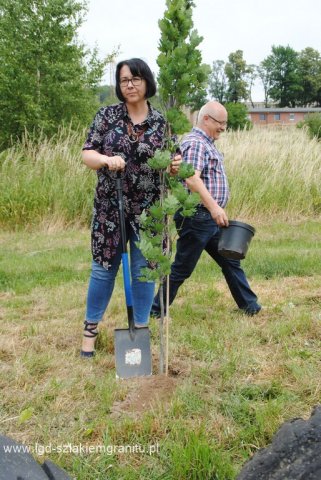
[110,374,178,419]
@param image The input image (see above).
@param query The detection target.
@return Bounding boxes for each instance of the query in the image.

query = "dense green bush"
[297,113,321,140]
[225,102,253,131]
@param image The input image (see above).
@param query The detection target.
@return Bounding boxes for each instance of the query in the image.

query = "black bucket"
[218,220,255,260]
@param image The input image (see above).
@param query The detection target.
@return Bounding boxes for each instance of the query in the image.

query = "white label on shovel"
[125,348,142,365]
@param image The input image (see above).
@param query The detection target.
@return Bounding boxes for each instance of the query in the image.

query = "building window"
[289,113,295,121]
[274,113,280,121]
[259,113,266,120]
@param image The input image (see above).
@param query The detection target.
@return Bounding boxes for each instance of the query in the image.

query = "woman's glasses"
[120,77,143,87]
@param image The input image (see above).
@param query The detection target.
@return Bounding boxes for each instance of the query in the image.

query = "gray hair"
[197,105,208,123]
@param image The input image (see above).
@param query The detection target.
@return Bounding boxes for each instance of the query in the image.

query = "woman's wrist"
[99,154,107,168]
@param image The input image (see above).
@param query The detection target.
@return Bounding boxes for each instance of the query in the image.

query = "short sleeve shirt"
[180,127,229,207]
[83,102,166,269]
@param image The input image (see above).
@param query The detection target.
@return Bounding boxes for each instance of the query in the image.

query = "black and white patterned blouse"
[83,102,166,269]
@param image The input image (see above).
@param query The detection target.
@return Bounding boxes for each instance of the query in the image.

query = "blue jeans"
[151,207,261,316]
[86,229,155,326]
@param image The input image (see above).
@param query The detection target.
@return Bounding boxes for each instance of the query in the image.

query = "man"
[151,101,261,317]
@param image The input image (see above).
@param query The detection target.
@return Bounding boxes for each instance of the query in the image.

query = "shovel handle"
[115,171,135,334]
[115,173,127,255]
[121,253,133,307]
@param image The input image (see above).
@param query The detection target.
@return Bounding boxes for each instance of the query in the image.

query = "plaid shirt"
[181,127,229,208]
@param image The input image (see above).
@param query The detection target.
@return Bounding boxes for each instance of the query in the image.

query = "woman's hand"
[104,155,126,171]
[82,151,125,171]
[169,153,182,175]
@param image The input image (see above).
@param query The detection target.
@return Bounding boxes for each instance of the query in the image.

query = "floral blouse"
[83,102,166,269]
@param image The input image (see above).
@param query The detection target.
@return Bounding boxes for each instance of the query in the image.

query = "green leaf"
[178,162,196,179]
[163,194,180,215]
[83,427,94,438]
[18,407,34,424]
[181,207,197,217]
[139,210,149,227]
[153,222,165,233]
[183,192,200,209]
[149,203,164,220]
[148,149,172,170]
[171,182,189,203]
[150,234,163,246]
[136,237,155,258]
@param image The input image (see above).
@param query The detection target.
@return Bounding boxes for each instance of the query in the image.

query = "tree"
[157,0,210,133]
[0,0,113,149]
[297,48,321,106]
[97,85,118,106]
[257,63,273,107]
[208,60,228,103]
[137,146,199,373]
[225,50,250,103]
[261,45,302,107]
[245,64,257,108]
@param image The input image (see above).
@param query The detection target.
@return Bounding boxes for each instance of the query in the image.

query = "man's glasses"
[207,114,227,127]
[120,77,143,87]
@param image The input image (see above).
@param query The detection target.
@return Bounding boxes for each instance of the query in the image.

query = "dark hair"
[115,58,157,101]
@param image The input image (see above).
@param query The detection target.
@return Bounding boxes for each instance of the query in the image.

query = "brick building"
[247,107,321,126]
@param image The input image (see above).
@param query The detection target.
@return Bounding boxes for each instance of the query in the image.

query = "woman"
[81,58,180,357]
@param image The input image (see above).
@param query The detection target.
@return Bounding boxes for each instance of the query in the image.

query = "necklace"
[127,122,147,143]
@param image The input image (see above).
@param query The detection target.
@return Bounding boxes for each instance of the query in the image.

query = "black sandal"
[80,321,98,358]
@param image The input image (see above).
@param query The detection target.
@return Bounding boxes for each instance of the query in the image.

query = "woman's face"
[119,65,147,104]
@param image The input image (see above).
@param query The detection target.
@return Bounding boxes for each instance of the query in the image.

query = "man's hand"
[185,170,229,226]
[169,153,182,175]
[209,204,229,227]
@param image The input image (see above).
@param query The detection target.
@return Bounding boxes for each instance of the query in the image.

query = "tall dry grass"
[0,125,320,229]
[0,126,94,229]
[219,125,321,221]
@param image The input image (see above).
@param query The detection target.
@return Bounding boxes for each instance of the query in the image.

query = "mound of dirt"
[110,374,178,418]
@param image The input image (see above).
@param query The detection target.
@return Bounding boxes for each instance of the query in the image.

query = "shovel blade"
[114,327,152,379]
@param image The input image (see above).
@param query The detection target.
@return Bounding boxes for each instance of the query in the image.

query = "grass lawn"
[1,220,321,479]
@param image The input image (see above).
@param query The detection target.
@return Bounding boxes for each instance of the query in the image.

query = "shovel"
[114,171,152,379]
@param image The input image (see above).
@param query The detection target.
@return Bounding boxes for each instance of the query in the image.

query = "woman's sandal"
[80,321,98,358]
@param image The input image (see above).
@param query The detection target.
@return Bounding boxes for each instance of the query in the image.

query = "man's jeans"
[151,207,261,316]
[86,229,155,326]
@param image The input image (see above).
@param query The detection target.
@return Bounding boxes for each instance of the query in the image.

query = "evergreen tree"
[0,0,113,149]
[157,0,210,133]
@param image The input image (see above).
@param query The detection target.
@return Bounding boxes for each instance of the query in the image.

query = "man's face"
[205,113,227,140]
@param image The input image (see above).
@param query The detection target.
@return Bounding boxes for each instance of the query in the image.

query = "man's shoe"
[241,306,262,316]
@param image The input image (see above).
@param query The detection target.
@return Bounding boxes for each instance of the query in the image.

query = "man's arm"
[186,170,229,227]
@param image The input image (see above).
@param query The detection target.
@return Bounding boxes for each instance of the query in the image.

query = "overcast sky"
[79,0,321,101]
